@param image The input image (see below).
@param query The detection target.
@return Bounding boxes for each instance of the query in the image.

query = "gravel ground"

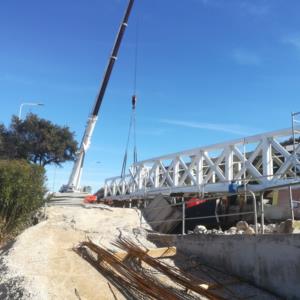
[0,205,153,300]
[0,203,281,300]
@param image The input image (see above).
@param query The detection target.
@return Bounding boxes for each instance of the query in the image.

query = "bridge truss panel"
[103,128,300,200]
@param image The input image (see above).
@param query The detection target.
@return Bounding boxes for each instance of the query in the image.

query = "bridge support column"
[196,152,204,185]
[112,182,116,196]
[138,165,144,190]
[154,162,160,188]
[225,146,234,182]
[263,138,273,180]
[104,183,108,197]
[173,157,179,187]
[122,180,125,195]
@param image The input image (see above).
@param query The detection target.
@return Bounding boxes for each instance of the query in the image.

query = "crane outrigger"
[61,0,135,192]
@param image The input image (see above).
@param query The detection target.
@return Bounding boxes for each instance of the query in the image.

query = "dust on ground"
[0,205,152,300]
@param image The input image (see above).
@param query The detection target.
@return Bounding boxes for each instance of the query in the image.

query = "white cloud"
[193,0,220,7]
[160,119,254,136]
[136,128,167,136]
[0,74,34,85]
[232,49,261,66]
[282,35,300,50]
[196,0,270,16]
[239,1,270,16]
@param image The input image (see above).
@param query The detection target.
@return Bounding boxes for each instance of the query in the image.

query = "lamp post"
[19,102,44,119]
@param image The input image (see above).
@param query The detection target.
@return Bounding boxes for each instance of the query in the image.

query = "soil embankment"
[0,201,280,300]
[0,205,149,299]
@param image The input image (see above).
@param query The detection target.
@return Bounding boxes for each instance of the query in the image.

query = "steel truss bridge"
[103,126,300,201]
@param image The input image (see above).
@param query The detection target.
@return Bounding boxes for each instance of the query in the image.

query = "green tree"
[0,124,12,159]
[0,124,5,157]
[1,114,78,167]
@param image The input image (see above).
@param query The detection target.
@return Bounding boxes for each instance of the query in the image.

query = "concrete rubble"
[193,219,300,235]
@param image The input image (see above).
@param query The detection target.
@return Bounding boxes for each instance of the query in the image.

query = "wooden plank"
[146,246,177,258]
[113,247,176,261]
[200,279,240,290]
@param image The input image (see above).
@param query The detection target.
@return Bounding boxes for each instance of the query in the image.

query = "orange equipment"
[186,197,207,209]
[84,195,97,204]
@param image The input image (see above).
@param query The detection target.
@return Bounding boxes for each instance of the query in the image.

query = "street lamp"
[19,102,44,119]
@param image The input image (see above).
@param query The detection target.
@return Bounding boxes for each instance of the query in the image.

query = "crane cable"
[121,16,139,178]
[121,95,137,177]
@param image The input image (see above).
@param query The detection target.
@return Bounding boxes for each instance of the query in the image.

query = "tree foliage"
[0,114,78,167]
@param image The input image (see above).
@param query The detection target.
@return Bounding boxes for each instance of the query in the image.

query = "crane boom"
[61,0,135,192]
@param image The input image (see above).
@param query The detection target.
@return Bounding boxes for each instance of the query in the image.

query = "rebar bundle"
[74,238,225,300]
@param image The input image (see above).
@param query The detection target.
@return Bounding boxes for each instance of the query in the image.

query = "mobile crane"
[60,0,135,192]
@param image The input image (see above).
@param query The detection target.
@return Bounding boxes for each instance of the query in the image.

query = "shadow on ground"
[0,240,30,300]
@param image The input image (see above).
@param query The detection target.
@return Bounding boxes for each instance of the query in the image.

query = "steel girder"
[103,128,300,200]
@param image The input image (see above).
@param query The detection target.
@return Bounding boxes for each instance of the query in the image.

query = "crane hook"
[132,95,137,110]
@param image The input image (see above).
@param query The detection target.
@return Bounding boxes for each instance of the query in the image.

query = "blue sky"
[1,0,300,192]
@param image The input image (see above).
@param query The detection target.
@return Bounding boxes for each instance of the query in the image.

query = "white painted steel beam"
[103,128,300,200]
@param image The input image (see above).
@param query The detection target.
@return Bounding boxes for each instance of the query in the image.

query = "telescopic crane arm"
[62,0,135,192]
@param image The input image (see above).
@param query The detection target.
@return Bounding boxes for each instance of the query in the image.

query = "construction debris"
[0,204,282,299]
[277,219,300,233]
[113,246,176,261]
[193,220,300,235]
[75,238,225,300]
[235,221,249,231]
[0,205,150,299]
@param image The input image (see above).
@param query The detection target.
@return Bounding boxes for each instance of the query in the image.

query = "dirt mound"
[0,205,152,300]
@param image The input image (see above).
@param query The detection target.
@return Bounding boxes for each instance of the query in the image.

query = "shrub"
[0,160,46,238]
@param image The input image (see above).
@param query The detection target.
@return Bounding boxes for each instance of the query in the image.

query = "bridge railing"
[104,128,300,199]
